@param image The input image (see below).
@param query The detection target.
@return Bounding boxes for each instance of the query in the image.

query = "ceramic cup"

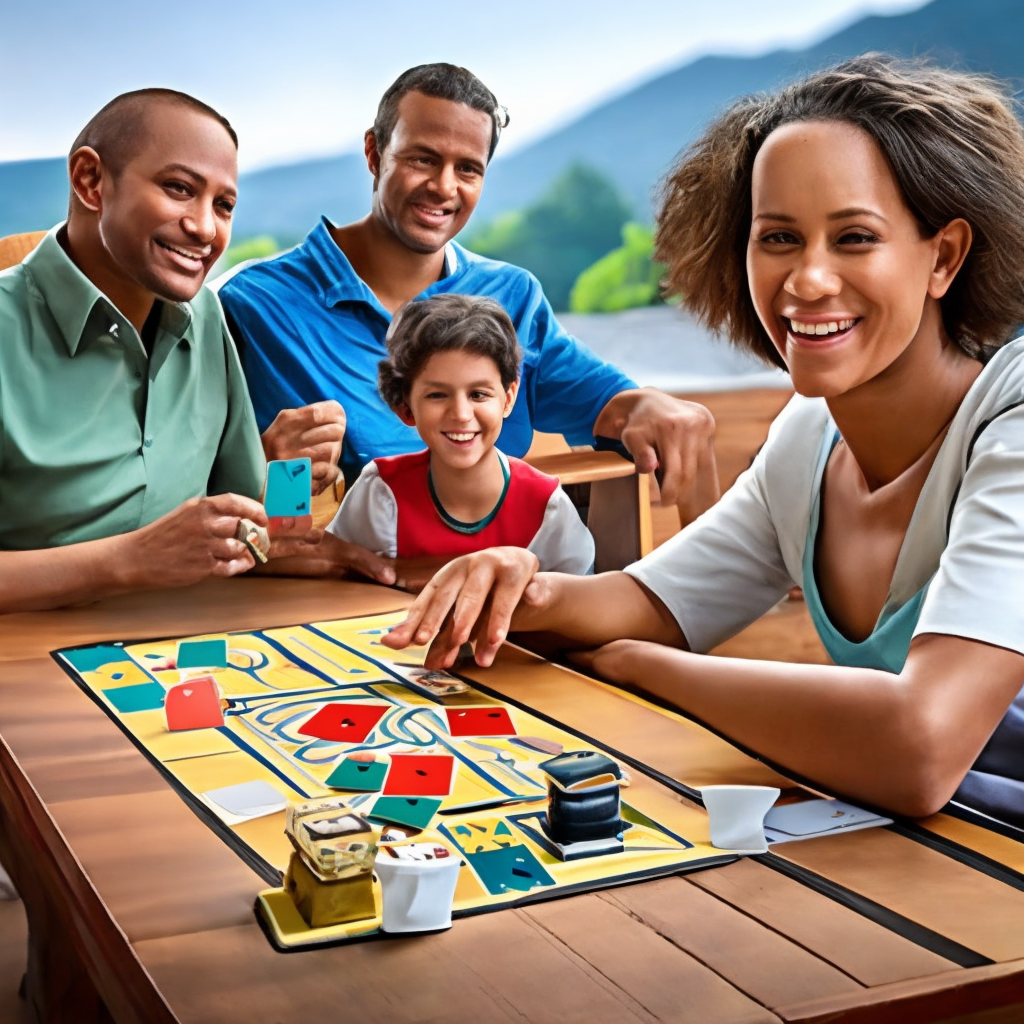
[375,844,461,933]
[700,785,781,853]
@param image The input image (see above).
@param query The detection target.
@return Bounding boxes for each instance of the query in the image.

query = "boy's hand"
[261,400,345,495]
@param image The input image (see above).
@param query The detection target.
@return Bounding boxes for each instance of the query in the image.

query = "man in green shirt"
[0,88,394,614]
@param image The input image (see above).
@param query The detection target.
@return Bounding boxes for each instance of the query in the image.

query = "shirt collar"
[314,216,460,309]
[23,224,194,356]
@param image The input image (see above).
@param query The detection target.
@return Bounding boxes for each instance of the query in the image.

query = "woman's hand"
[382,547,545,668]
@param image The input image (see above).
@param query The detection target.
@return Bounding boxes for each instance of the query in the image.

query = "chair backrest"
[0,230,47,271]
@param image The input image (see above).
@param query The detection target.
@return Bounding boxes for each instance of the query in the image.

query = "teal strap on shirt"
[803,431,930,674]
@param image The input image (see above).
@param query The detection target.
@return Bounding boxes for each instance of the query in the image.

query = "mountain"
[475,0,1024,223]
[3,0,1022,241]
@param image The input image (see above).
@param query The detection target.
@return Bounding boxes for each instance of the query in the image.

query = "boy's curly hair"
[378,294,521,411]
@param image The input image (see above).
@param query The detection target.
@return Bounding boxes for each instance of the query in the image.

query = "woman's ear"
[928,218,972,300]
[503,378,520,418]
[68,147,105,213]
[396,403,416,427]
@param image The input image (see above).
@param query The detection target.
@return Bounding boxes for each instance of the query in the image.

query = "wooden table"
[3,578,1024,1024]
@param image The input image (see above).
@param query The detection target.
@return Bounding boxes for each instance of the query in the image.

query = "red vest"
[375,450,559,559]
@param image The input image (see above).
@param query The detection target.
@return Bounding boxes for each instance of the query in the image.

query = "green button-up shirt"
[0,227,266,550]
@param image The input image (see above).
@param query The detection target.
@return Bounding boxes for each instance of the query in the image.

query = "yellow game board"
[56,612,734,947]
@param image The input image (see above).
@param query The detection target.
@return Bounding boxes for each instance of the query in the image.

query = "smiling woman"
[382,55,1024,828]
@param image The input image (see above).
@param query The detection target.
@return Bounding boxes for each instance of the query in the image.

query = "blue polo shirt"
[217,218,636,484]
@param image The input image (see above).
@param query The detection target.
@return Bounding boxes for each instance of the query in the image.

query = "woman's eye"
[759,230,797,245]
[838,231,879,245]
[165,181,190,196]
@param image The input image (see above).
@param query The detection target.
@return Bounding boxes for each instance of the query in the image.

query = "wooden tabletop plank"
[0,577,411,663]
[779,958,1024,1024]
[602,876,863,1009]
[775,830,1024,962]
[913,813,1024,873]
[523,891,783,1023]
[134,908,668,1024]
[46,789,264,943]
[689,858,954,986]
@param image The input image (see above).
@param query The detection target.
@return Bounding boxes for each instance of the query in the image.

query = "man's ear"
[503,379,520,418]
[68,147,106,213]
[396,402,416,427]
[928,218,972,300]
[364,129,382,180]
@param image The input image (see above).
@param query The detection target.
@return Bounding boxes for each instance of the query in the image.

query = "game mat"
[55,612,735,947]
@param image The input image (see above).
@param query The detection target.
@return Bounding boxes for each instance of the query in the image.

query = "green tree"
[220,235,281,271]
[465,164,631,311]
[569,223,666,314]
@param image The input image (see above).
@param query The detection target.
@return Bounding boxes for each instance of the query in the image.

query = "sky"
[3,0,927,171]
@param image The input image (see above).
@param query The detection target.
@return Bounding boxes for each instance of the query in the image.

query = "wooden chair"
[524,433,652,572]
[0,230,46,271]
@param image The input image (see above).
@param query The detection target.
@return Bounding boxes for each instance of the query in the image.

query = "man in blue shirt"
[218,64,719,523]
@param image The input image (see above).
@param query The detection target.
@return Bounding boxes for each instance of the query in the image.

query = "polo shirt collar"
[24,224,194,356]
[314,216,460,309]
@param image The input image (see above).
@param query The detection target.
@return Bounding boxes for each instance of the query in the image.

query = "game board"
[55,611,734,946]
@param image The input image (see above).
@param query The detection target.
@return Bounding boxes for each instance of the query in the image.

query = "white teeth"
[158,240,208,262]
[445,432,475,442]
[788,318,856,336]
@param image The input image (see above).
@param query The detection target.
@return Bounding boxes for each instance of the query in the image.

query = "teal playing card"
[326,757,388,792]
[368,796,442,829]
[177,639,228,670]
[103,682,166,714]
[264,458,312,517]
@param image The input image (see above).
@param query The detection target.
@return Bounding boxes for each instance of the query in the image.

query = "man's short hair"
[70,88,238,176]
[378,294,522,412]
[371,64,509,162]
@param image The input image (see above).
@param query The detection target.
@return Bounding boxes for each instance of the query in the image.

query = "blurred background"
[4,0,1016,389]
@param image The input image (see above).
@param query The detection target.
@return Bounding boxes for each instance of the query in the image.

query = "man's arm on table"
[0,493,270,614]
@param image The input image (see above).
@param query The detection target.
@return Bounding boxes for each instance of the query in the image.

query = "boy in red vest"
[327,294,594,577]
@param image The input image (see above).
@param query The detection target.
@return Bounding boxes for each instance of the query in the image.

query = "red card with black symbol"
[444,706,517,738]
[297,703,388,743]
[383,753,456,797]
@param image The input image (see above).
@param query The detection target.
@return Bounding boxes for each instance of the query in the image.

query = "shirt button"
[134,370,142,379]
[143,438,153,449]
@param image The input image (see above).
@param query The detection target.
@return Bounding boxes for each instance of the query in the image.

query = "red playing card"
[383,753,456,797]
[444,706,517,738]
[297,703,388,743]
[165,676,224,731]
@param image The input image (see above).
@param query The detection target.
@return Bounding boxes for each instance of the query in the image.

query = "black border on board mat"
[49,646,285,888]
[48,629,731,898]
[756,853,992,968]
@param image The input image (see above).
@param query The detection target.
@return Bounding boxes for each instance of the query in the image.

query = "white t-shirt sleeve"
[325,462,398,558]
[527,486,595,574]
[915,405,1024,654]
[624,449,795,653]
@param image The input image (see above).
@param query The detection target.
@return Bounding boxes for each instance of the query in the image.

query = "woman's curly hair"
[378,293,521,411]
[655,54,1024,364]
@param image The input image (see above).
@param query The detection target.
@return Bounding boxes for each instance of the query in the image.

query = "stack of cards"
[764,798,891,844]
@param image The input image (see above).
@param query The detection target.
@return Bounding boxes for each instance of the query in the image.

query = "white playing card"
[764,798,890,842]
[202,780,287,823]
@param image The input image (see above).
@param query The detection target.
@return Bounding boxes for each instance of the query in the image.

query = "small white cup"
[700,785,781,853]
[375,845,461,933]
